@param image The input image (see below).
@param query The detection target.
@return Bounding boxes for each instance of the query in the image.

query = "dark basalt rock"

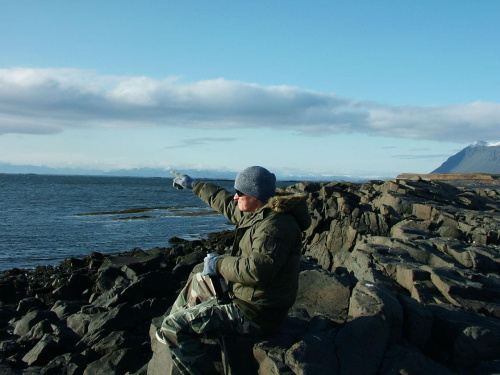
[1,178,499,374]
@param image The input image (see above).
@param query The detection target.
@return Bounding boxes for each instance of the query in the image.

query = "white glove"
[202,253,220,276]
[170,171,197,190]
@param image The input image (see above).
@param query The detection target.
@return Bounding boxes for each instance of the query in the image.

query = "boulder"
[294,267,351,321]
[90,330,140,355]
[348,282,403,343]
[41,352,88,375]
[114,270,179,306]
[83,348,144,375]
[86,303,141,336]
[52,273,93,301]
[51,300,84,320]
[17,297,48,314]
[22,328,80,366]
[16,319,54,346]
[13,310,59,336]
[66,311,94,337]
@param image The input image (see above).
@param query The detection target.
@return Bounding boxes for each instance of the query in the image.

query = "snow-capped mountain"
[470,140,500,147]
[432,141,500,174]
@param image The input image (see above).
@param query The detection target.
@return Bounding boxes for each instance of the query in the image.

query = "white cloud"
[1,67,499,142]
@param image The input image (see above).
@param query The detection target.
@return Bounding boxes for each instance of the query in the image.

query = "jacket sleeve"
[219,219,290,285]
[193,182,243,224]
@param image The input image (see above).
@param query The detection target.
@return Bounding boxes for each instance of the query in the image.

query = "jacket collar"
[238,206,268,228]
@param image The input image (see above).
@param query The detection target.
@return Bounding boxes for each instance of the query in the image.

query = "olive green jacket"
[193,182,311,329]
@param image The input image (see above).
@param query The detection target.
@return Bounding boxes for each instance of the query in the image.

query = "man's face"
[234,192,264,213]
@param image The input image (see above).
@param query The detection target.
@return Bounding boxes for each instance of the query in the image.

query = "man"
[156,166,311,375]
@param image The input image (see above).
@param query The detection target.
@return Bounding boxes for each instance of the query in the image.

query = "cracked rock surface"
[2,178,500,374]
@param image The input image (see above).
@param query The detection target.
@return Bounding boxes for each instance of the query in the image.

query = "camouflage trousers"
[159,272,263,375]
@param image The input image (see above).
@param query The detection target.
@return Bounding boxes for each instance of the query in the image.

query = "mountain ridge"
[0,162,371,182]
[432,140,500,174]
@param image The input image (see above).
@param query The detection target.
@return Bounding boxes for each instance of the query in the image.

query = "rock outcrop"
[1,178,499,374]
[295,179,500,374]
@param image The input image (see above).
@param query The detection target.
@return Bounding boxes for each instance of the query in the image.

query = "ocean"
[1,174,244,272]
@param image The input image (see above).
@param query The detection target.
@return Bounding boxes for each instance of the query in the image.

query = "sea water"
[0,174,240,271]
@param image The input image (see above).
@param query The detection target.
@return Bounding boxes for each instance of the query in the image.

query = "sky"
[1,1,499,179]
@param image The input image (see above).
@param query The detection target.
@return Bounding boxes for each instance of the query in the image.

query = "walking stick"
[206,253,232,373]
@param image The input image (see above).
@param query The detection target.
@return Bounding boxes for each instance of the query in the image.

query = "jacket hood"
[266,192,311,231]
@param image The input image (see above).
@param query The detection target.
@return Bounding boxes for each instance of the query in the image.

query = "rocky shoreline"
[397,173,500,188]
[1,178,500,374]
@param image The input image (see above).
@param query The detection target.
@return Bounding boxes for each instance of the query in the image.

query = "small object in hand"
[210,274,231,305]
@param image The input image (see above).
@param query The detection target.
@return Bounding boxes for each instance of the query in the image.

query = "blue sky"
[1,1,499,179]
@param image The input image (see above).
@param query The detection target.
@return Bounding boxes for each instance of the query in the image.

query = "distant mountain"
[104,168,240,180]
[0,163,369,182]
[432,141,500,174]
[0,163,237,179]
[0,163,108,176]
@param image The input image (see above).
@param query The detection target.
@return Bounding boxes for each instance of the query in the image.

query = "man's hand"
[170,171,197,190]
[202,253,220,276]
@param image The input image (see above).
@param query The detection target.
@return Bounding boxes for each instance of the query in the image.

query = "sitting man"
[156,166,311,374]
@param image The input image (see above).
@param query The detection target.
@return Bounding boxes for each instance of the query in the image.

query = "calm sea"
[0,174,243,272]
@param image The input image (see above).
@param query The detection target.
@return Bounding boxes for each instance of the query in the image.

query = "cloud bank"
[1,68,499,142]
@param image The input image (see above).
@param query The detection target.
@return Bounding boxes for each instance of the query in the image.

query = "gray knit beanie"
[234,166,276,202]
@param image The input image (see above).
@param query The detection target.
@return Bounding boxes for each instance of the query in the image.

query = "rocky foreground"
[1,178,500,374]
